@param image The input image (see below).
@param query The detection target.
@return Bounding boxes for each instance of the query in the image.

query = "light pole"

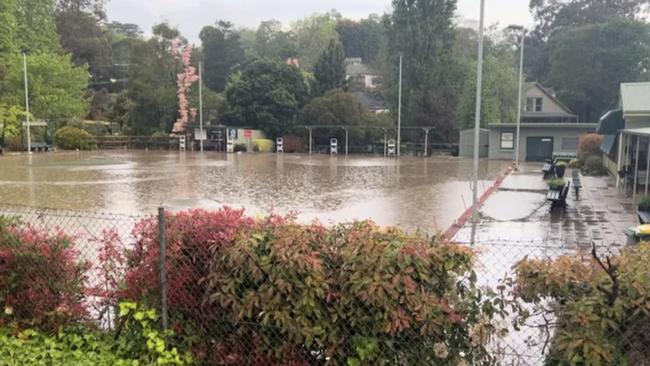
[397,53,403,157]
[22,50,31,154]
[199,61,204,152]
[508,25,526,170]
[472,0,486,236]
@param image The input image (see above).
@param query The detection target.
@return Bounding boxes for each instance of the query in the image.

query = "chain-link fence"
[0,203,647,365]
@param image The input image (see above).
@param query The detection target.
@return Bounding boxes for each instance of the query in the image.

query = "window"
[561,137,579,151]
[526,98,534,112]
[500,132,514,150]
[525,97,544,112]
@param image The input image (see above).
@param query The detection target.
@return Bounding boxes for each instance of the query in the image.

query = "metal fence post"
[158,206,168,329]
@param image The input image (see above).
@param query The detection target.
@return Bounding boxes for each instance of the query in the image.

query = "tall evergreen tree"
[313,39,346,95]
[384,0,459,140]
[200,20,245,93]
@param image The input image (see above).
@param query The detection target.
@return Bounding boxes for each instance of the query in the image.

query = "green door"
[526,137,554,161]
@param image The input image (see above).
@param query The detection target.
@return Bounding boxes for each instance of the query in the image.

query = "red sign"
[244,129,252,138]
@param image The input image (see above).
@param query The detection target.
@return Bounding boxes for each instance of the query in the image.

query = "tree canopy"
[224,60,311,137]
[313,39,346,95]
[200,21,245,93]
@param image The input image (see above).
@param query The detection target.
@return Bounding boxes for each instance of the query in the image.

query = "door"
[526,137,554,161]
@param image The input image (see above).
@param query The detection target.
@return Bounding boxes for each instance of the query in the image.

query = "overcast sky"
[106,0,533,42]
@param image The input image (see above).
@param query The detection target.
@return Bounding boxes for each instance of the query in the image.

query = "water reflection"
[0,151,510,233]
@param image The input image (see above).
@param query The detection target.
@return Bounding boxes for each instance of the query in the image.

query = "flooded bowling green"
[0,151,510,233]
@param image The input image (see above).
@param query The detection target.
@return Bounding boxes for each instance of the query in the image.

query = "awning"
[601,134,617,155]
[597,109,624,134]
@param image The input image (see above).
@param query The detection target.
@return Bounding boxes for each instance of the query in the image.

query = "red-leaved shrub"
[121,209,498,365]
[121,208,257,345]
[579,133,604,160]
[0,218,90,331]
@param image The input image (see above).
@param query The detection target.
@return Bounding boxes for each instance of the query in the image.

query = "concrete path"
[454,163,637,253]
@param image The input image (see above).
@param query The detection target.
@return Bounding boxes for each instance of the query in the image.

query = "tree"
[292,11,341,70]
[336,15,385,65]
[384,0,459,140]
[547,20,650,122]
[313,39,346,95]
[55,10,112,86]
[106,22,143,39]
[254,20,297,61]
[224,60,310,137]
[454,28,519,129]
[525,0,650,82]
[200,21,245,93]
[0,104,26,147]
[0,0,17,53]
[1,53,89,120]
[122,24,180,135]
[300,89,391,145]
[14,0,62,53]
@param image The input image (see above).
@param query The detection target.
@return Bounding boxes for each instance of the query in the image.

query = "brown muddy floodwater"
[0,151,510,233]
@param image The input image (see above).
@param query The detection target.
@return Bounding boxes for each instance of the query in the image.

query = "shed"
[459,128,489,158]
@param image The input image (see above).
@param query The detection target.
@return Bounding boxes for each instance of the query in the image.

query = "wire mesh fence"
[0,202,647,365]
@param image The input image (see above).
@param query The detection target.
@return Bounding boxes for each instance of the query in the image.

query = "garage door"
[526,137,554,161]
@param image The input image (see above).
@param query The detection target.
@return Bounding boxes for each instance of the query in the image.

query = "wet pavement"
[455,163,637,250]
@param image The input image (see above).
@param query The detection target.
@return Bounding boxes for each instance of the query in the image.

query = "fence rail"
[0,203,646,365]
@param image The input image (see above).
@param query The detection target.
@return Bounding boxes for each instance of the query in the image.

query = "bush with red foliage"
[579,133,604,160]
[121,209,498,365]
[121,208,257,345]
[0,217,90,331]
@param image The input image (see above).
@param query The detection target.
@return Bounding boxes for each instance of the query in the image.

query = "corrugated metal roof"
[621,82,650,116]
[488,123,597,129]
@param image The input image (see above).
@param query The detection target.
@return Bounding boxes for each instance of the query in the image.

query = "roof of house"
[620,82,650,117]
[346,63,380,77]
[488,122,597,129]
[523,81,574,116]
[352,91,388,111]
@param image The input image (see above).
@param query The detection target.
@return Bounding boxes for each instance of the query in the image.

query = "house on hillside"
[598,82,650,190]
[352,91,389,115]
[345,58,383,90]
[486,82,596,161]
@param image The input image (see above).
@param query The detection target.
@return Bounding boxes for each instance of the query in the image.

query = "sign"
[194,129,206,141]
[226,139,234,153]
[330,138,338,155]
[227,128,238,141]
[276,137,284,153]
[244,129,253,138]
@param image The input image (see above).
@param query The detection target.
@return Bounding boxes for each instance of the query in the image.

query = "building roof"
[346,63,380,77]
[488,122,597,129]
[621,127,650,137]
[620,82,650,117]
[523,81,575,116]
[352,91,388,112]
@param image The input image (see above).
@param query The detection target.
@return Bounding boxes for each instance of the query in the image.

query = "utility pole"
[509,25,526,170]
[22,50,31,154]
[199,61,204,152]
[472,0,486,236]
[397,54,403,157]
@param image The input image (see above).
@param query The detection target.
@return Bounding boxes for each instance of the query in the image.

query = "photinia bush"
[0,217,90,331]
[119,209,503,365]
[509,244,650,365]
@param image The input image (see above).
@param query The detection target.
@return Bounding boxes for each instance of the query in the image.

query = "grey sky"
[106,0,533,42]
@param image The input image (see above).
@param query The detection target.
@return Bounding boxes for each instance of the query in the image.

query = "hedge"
[54,126,96,150]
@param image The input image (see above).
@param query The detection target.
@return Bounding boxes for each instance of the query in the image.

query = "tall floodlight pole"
[509,25,526,170]
[397,54,403,157]
[22,50,32,154]
[472,0,486,234]
[199,61,204,152]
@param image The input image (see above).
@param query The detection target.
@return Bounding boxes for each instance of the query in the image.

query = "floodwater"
[0,151,510,233]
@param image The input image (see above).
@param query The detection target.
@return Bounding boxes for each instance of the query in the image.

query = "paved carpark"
[454,162,638,254]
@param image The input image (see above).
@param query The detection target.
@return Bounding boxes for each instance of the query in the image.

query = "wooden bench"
[547,182,571,210]
[572,170,582,200]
